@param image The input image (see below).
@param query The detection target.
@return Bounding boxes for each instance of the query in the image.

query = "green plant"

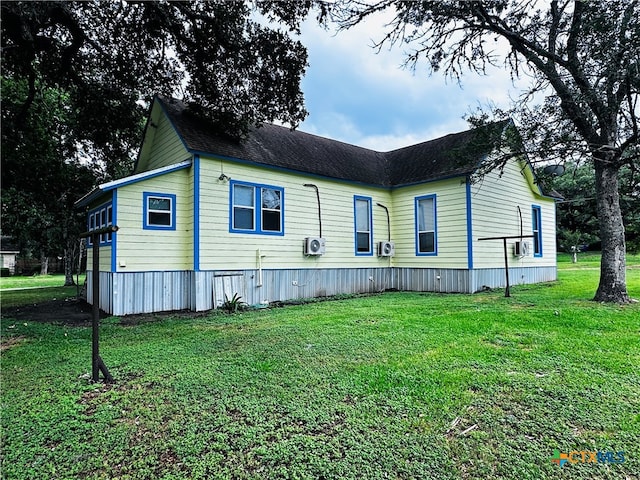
[221,293,247,314]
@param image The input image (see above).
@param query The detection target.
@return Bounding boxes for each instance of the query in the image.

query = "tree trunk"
[593,161,630,303]
[63,240,75,286]
[40,251,49,275]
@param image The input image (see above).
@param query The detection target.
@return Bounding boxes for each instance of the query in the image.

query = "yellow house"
[76,97,558,315]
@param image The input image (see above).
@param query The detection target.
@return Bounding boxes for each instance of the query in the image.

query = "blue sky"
[295,11,531,151]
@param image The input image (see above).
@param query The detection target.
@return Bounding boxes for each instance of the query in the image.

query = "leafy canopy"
[1,1,313,178]
[1,77,96,262]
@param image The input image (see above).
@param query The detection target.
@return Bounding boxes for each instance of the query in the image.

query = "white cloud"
[297,10,537,150]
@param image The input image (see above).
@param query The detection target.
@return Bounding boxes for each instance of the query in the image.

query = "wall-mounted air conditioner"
[377,241,395,257]
[304,237,326,255]
[514,241,531,257]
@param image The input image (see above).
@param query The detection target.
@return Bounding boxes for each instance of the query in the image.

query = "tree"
[331,0,639,302]
[1,1,314,284]
[539,162,640,257]
[1,1,312,179]
[1,77,96,284]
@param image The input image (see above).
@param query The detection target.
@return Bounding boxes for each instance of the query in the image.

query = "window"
[415,194,437,255]
[87,201,113,246]
[532,205,542,257]
[143,192,176,230]
[230,181,284,235]
[354,196,372,255]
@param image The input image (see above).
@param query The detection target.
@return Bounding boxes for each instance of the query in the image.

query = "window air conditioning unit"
[514,241,531,257]
[377,241,395,257]
[304,237,326,255]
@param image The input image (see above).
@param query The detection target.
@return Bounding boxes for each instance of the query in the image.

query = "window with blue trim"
[143,192,176,230]
[230,181,284,235]
[87,202,113,246]
[416,194,437,255]
[354,196,373,255]
[532,205,542,256]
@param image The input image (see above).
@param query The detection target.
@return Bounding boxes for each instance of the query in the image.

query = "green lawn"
[1,261,639,479]
[557,251,640,270]
[0,274,85,308]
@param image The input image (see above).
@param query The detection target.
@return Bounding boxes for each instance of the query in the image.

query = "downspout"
[256,249,266,287]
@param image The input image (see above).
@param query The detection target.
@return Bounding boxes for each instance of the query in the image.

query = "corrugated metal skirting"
[469,266,558,292]
[87,271,192,316]
[88,266,557,315]
[194,267,394,311]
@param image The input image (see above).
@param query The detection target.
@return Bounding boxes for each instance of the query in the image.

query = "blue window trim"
[532,205,543,257]
[143,192,177,230]
[465,180,474,269]
[229,180,285,236]
[87,201,113,247]
[111,190,117,272]
[353,195,373,256]
[415,194,438,256]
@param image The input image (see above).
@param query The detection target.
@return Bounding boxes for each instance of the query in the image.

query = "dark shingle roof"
[159,96,507,187]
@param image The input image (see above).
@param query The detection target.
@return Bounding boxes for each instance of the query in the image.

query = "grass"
[1,257,639,479]
[0,274,85,308]
[557,251,640,270]
[0,273,84,290]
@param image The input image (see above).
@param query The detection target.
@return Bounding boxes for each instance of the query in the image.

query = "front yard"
[1,258,639,479]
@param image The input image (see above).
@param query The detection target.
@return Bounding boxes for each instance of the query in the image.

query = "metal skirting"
[394,268,473,293]
[87,271,192,316]
[88,266,558,315]
[193,267,393,311]
[469,266,558,292]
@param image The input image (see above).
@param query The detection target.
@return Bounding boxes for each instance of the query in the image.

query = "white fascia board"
[75,159,192,208]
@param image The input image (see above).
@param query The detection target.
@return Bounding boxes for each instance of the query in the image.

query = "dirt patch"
[2,298,212,327]
[1,335,26,352]
[1,298,106,327]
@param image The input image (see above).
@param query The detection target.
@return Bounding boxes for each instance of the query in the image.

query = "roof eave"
[75,159,193,209]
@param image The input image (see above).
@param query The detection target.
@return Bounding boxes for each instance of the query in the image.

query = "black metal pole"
[80,225,117,383]
[477,234,534,298]
[92,234,100,381]
[503,237,510,297]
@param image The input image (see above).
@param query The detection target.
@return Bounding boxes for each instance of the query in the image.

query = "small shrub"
[0,268,10,277]
[221,293,247,314]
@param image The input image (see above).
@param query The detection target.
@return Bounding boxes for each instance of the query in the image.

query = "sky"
[295,10,533,152]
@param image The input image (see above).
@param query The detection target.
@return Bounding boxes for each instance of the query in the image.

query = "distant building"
[1,236,20,275]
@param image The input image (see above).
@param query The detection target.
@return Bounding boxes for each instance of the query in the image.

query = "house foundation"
[87,266,557,316]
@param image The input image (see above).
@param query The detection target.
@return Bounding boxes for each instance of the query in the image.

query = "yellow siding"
[135,102,189,174]
[115,169,193,271]
[85,239,112,271]
[391,179,469,269]
[198,157,393,270]
[471,159,556,268]
[104,148,555,274]
[86,245,112,272]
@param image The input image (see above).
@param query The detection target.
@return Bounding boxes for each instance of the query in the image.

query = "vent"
[514,241,531,257]
[377,241,395,257]
[304,237,326,255]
